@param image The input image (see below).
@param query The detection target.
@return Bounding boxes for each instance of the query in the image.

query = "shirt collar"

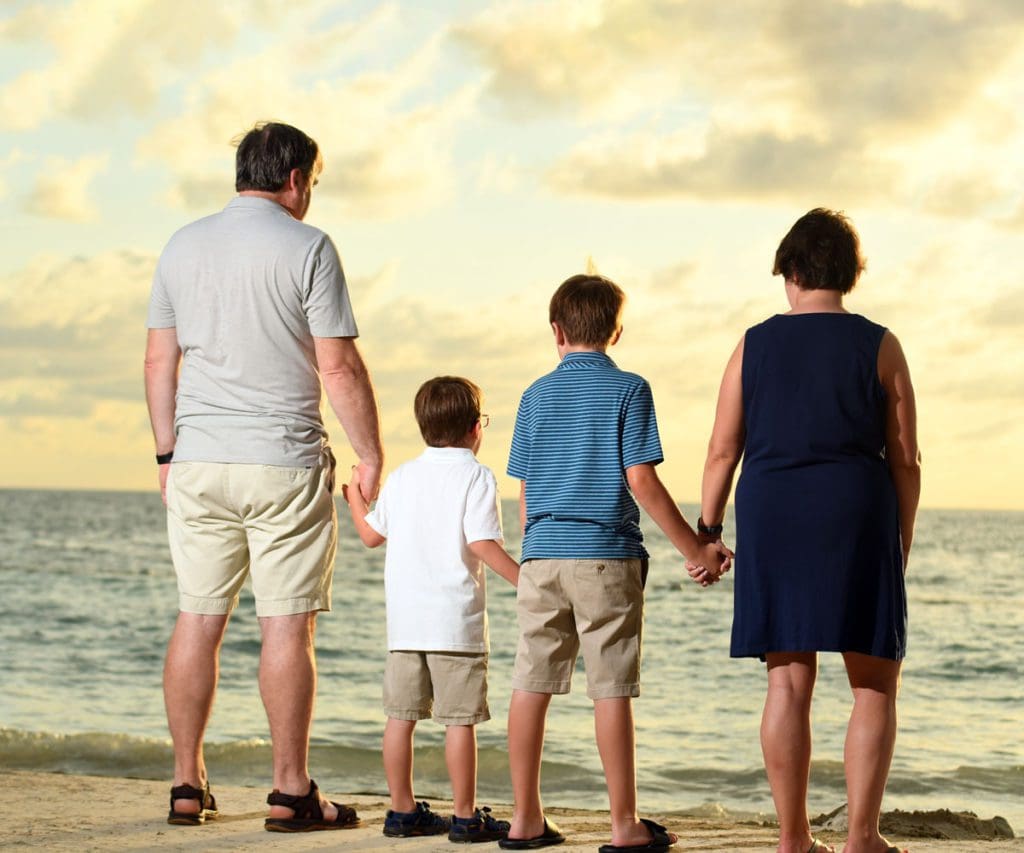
[557,351,616,369]
[224,195,290,216]
[421,446,476,462]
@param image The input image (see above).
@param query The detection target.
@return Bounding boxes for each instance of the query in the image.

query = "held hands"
[686,536,734,587]
[341,465,362,508]
[341,460,381,507]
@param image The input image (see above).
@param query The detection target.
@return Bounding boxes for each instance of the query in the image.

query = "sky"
[1,0,1022,510]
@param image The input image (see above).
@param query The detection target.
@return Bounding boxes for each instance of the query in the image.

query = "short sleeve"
[464,467,503,544]
[506,393,532,479]
[621,380,664,468]
[364,478,390,537]
[146,255,176,329]
[304,235,359,338]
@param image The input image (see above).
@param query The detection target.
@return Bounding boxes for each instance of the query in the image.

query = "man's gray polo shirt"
[147,196,358,466]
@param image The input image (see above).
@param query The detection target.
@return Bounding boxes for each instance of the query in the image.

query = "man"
[144,121,383,832]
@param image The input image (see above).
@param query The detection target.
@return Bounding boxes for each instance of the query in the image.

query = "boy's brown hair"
[549,274,625,347]
[414,376,483,447]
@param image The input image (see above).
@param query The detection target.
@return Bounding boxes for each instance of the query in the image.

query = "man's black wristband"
[697,516,723,537]
[156,451,174,465]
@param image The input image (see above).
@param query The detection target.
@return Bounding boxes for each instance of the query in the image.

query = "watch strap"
[697,516,723,537]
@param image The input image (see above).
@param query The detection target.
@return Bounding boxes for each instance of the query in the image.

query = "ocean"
[0,489,1020,830]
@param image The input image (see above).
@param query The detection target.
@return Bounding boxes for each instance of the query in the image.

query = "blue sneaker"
[383,801,452,837]
[448,806,511,843]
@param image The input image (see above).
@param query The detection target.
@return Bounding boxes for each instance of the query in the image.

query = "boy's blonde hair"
[414,376,483,447]
[549,274,625,347]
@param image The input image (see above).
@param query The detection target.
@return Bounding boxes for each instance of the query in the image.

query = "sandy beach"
[1,771,1017,852]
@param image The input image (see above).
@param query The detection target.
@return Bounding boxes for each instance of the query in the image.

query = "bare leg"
[594,696,678,847]
[383,718,417,813]
[762,653,822,853]
[259,612,338,821]
[506,689,552,840]
[446,724,478,818]
[842,652,902,853]
[164,611,229,815]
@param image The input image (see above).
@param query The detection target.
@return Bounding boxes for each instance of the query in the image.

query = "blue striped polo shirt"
[507,351,663,560]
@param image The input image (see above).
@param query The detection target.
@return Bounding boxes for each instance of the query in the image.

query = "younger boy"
[345,376,519,843]
[500,275,731,851]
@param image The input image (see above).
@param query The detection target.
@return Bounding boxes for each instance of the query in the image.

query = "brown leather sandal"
[167,781,218,825]
[264,779,361,832]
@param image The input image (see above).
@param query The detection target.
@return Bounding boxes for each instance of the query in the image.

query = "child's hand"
[342,465,363,507]
[685,560,717,587]
[686,540,734,587]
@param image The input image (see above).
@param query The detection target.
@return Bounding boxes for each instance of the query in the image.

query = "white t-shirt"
[147,196,358,466]
[365,447,504,653]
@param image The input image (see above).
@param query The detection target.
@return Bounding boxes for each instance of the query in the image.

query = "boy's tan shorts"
[165,454,337,618]
[511,558,645,700]
[383,651,490,726]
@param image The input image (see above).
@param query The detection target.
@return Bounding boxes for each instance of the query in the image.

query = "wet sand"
[1,771,1018,851]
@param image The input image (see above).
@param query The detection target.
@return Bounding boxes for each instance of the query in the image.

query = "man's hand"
[342,463,386,548]
[354,458,381,503]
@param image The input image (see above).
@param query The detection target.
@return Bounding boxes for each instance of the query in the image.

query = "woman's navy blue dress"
[732,313,906,661]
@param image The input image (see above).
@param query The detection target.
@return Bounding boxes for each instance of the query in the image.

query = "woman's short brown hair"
[772,208,866,294]
[549,274,625,347]
[414,376,482,447]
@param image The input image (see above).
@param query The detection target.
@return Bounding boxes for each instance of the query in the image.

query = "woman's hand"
[686,539,734,586]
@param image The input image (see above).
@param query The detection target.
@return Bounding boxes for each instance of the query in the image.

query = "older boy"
[501,275,730,851]
[345,376,519,843]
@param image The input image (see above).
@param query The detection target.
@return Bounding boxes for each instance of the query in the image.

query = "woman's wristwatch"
[697,516,724,537]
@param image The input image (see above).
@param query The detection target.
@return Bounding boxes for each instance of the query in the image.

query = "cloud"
[0,0,253,129]
[457,0,1024,208]
[917,172,1005,219]
[996,200,1024,231]
[458,0,1019,128]
[977,287,1024,329]
[769,0,1018,136]
[548,124,896,203]
[22,154,109,222]
[0,148,28,201]
[135,6,473,217]
[0,250,156,417]
[475,152,530,194]
[453,1,630,119]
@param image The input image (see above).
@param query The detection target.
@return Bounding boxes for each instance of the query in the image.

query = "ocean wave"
[0,727,602,801]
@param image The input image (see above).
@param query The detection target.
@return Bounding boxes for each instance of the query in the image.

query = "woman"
[695,209,920,853]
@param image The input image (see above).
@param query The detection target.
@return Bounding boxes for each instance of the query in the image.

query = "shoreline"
[1,771,1018,851]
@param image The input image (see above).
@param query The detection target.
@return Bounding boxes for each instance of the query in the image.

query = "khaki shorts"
[511,558,645,700]
[165,454,337,618]
[383,651,490,726]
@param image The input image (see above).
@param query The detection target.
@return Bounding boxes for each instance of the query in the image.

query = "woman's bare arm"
[700,335,746,529]
[878,330,921,570]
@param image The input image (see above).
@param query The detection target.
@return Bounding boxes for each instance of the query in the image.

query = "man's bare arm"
[313,336,384,502]
[144,327,181,504]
